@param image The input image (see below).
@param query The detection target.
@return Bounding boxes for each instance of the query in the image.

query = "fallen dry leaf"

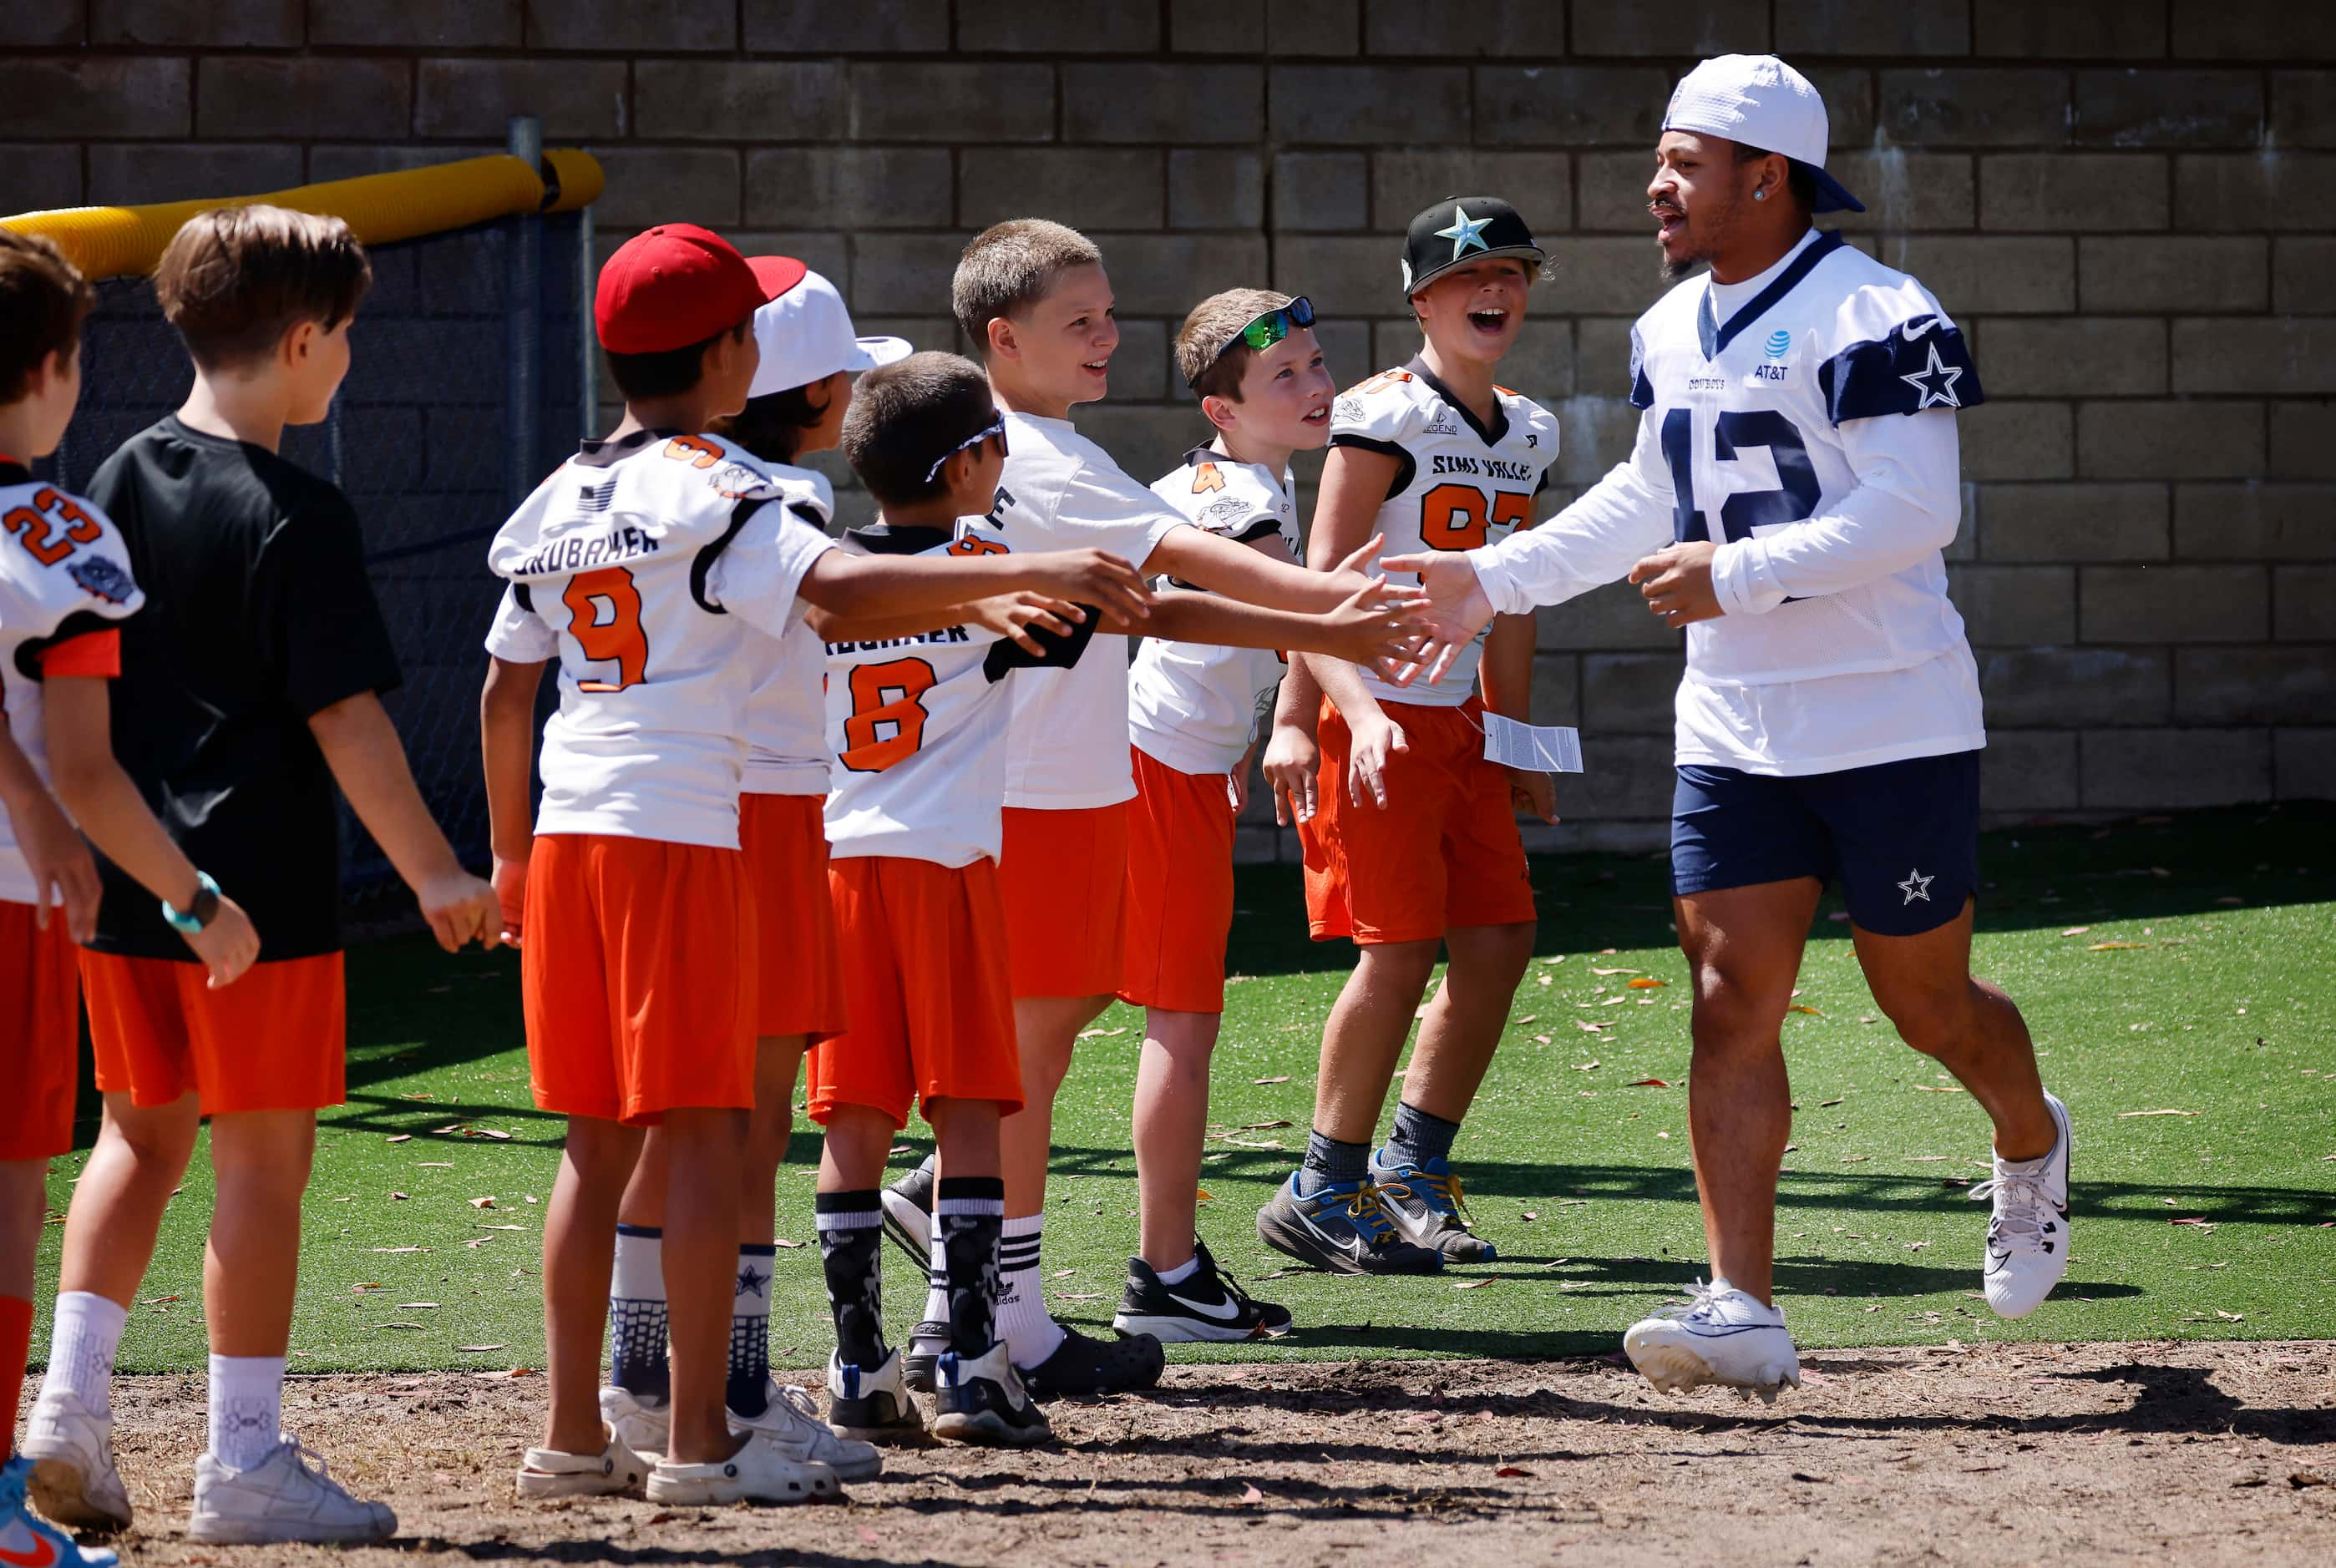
[1239,1484,1263,1505]
[1076,1027,1126,1039]
[2087,941,2143,951]
[1240,1120,1294,1130]
[386,1134,413,1144]
[2060,927,2091,938]
[1520,1211,1539,1222]
[1454,1277,1496,1290]
[1627,1078,1670,1088]
[1575,1019,1611,1033]
[1194,1187,1214,1202]
[479,1129,513,1141]
[376,1322,425,1331]
[2217,1310,2245,1322]
[456,1344,507,1353]
[1628,977,1667,989]
[371,1246,430,1254]
[1789,1004,1823,1016]
[1513,1014,1537,1024]
[1253,1075,1290,1085]
[389,1191,409,1201]
[1573,1060,1599,1070]
[1913,1084,1965,1093]
[1493,1464,1533,1478]
[2120,1109,2199,1118]
[468,1196,497,1209]
[1590,966,1639,976]
[1819,1098,1843,1108]
[395,1302,440,1310]
[773,1238,806,1248]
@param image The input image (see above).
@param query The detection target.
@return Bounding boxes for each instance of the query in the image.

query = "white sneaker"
[1974,1089,2073,1319]
[729,1376,883,1482]
[514,1426,650,1500]
[646,1430,842,1507]
[187,1434,396,1545]
[600,1383,670,1461]
[828,1349,927,1448]
[1623,1279,1802,1402]
[19,1389,133,1532]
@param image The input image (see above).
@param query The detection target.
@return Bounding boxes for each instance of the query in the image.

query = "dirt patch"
[73,1340,2336,1566]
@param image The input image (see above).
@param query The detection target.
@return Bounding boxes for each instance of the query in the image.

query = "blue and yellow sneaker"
[1,1454,119,1566]
[1369,1151,1497,1262]
[1255,1173,1443,1275]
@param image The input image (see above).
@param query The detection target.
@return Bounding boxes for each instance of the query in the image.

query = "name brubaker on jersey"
[824,626,972,655]
[1431,453,1537,483]
[507,524,661,579]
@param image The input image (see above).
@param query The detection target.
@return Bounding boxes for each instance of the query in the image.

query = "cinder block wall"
[6,1,2330,852]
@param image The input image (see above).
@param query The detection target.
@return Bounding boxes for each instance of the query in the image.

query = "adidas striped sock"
[995,1213,1063,1368]
[922,1230,950,1325]
[609,1223,669,1402]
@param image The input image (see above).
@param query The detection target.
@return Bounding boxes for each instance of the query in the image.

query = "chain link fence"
[36,210,590,918]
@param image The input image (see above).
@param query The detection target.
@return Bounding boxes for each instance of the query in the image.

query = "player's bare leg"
[1311,939,1439,1144]
[1132,1006,1219,1272]
[656,1107,748,1466]
[52,1091,200,1308]
[998,993,1108,1217]
[541,1116,645,1456]
[1396,919,1536,1124]
[1675,878,1820,1306]
[202,1109,316,1356]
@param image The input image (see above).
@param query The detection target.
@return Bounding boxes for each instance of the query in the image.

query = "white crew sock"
[40,1291,127,1413]
[996,1214,1063,1368]
[920,1232,949,1325]
[207,1353,285,1472]
[1156,1254,1201,1287]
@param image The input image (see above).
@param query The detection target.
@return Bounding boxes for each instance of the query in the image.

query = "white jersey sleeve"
[0,476,145,907]
[742,464,838,797]
[1328,362,1561,707]
[981,412,1194,810]
[1126,447,1299,776]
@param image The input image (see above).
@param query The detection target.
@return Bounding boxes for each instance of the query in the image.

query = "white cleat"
[19,1389,133,1532]
[646,1430,841,1507]
[729,1376,883,1482]
[600,1383,670,1462]
[1623,1279,1802,1403]
[187,1434,396,1545]
[1974,1089,2073,1319]
[514,1426,650,1500]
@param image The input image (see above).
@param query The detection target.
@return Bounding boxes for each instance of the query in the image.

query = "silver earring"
[1753,189,1767,201]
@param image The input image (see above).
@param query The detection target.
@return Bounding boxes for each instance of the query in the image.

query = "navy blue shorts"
[1670,750,1981,937]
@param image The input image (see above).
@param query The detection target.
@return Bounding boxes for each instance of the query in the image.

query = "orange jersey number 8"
[562,566,648,692]
[1418,483,1533,553]
[841,656,938,774]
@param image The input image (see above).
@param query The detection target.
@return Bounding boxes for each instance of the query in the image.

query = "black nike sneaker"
[1254,1173,1444,1274]
[1017,1323,1165,1399]
[932,1343,1053,1448]
[899,1318,951,1394]
[879,1159,935,1272]
[1112,1238,1293,1343]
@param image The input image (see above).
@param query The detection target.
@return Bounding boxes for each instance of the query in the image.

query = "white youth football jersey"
[1127,447,1299,776]
[981,412,1193,811]
[0,473,144,906]
[1329,360,1559,708]
[484,428,834,850]
[742,462,835,797]
[823,519,1096,867]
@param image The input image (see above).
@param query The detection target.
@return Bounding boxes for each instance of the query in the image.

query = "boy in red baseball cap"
[486,225,1148,1506]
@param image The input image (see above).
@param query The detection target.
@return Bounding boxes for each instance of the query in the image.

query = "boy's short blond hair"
[1175,288,1294,403]
[0,229,94,403]
[951,220,1102,351]
[155,205,372,370]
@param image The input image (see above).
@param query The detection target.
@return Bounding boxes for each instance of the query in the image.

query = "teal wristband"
[161,871,220,935]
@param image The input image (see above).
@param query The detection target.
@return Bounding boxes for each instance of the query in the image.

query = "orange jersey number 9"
[841,656,939,774]
[1417,483,1533,553]
[562,566,649,692]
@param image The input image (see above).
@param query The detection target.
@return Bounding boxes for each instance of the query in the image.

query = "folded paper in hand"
[1481,713,1584,774]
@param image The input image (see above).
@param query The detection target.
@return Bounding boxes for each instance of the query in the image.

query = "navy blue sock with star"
[727,1242,777,1416]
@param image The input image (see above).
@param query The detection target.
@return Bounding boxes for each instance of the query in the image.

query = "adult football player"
[1384,54,2070,1400]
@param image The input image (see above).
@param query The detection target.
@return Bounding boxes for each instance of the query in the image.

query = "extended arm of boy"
[798,545,1151,630]
[1295,445,1418,813]
[478,657,545,945]
[309,691,501,952]
[41,676,264,985]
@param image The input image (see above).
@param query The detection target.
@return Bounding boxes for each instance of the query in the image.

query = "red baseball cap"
[594,224,773,355]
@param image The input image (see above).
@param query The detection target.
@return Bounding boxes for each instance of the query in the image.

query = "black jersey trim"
[843,522,954,555]
[1405,356,1510,448]
[573,427,680,469]
[1327,433,1417,503]
[511,581,535,615]
[981,604,1099,683]
[13,609,121,682]
[1705,230,1847,359]
[690,494,769,613]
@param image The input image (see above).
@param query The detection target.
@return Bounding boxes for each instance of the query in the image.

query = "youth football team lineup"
[0,51,2080,1548]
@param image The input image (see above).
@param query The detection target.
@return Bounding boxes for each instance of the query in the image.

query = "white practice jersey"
[1467,229,1987,775]
[1127,447,1299,776]
[823,519,1097,867]
[484,428,834,850]
[0,473,144,906]
[742,462,836,797]
[1329,360,1560,708]
[981,412,1193,811]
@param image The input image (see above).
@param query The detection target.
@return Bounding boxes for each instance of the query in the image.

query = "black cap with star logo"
[1400,195,1545,300]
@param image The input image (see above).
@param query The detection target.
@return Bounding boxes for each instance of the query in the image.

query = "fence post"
[579,197,597,441]
[506,114,543,510]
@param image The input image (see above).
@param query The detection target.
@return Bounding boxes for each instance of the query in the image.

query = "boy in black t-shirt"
[19,207,500,1548]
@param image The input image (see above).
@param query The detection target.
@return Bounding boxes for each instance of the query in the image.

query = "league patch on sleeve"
[68,554,137,605]
[1816,314,1986,423]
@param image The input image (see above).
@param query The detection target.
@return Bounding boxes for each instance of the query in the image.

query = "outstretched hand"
[1376,550,1498,687]
[1628,540,1723,627]
[969,591,1085,655]
[1027,548,1152,625]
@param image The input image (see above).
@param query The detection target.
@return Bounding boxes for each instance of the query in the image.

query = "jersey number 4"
[1419,483,1532,552]
[563,567,648,692]
[1660,408,1820,544]
[841,657,936,773]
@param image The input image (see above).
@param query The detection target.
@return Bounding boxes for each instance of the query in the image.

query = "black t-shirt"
[84,416,401,962]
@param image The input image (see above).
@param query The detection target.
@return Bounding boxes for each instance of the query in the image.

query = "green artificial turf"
[39,803,2335,1375]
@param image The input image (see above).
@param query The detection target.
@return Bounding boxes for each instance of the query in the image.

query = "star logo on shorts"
[1898,342,1964,409]
[1898,867,1934,905]
[736,1264,768,1299]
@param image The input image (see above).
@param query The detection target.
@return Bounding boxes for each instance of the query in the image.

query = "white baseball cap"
[745,257,913,399]
[1661,53,1865,215]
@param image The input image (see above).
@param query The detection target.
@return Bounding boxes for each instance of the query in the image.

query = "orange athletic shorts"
[999,802,1129,1000]
[81,948,346,1115]
[740,791,848,1040]
[1300,695,1536,945]
[1,900,82,1160]
[1118,746,1238,1014]
[522,834,756,1126]
[808,856,1021,1130]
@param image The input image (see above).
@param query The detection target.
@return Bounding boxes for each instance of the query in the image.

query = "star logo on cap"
[1434,206,1492,262]
[1899,342,1964,409]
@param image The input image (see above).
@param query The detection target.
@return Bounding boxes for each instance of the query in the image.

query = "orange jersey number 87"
[841,656,938,773]
[1418,483,1532,552]
[563,567,648,691]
